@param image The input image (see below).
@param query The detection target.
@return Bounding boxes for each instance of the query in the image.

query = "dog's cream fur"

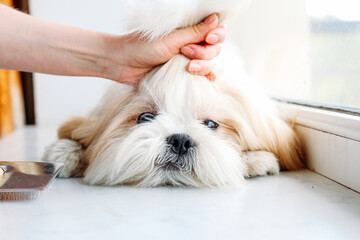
[43,0,303,187]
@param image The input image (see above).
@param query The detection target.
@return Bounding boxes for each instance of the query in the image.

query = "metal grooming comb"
[0,161,63,200]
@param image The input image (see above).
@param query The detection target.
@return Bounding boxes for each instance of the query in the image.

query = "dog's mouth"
[161,162,181,171]
[155,154,194,173]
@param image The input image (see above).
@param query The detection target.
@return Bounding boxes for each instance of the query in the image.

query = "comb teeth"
[0,191,41,201]
[0,161,63,201]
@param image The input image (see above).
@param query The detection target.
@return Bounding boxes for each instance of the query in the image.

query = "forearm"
[0,4,117,79]
[1,4,225,84]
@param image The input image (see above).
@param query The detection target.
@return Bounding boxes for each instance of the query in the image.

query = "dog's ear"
[58,117,86,140]
[57,116,96,148]
[260,115,304,170]
[220,86,303,171]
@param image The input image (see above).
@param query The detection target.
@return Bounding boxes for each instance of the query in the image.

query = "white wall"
[228,0,310,100]
[29,0,130,126]
[30,0,309,126]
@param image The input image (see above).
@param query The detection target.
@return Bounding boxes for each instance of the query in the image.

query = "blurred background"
[1,0,359,137]
[230,0,360,110]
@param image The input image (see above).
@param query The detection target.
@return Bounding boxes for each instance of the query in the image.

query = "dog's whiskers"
[154,146,197,174]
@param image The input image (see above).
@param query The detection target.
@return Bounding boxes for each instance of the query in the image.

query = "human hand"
[0,4,225,85]
[107,14,225,85]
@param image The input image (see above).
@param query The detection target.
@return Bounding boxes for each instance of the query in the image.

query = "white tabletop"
[1,127,360,240]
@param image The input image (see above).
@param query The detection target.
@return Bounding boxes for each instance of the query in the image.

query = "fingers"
[169,14,225,81]
[205,25,226,45]
[170,14,219,48]
[180,25,225,59]
[187,60,216,81]
[181,44,221,60]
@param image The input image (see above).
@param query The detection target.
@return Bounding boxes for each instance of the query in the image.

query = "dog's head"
[82,55,246,187]
[63,54,301,187]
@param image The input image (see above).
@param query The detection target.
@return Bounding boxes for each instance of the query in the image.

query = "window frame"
[276,100,360,193]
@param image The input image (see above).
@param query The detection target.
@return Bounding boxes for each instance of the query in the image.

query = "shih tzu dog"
[43,0,303,187]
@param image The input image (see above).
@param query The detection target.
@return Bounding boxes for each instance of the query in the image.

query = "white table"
[1,127,360,240]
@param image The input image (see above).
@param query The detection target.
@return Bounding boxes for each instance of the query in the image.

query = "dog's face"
[83,55,248,187]
[50,54,301,187]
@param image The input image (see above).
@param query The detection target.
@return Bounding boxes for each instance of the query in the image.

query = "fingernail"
[207,72,216,81]
[206,34,218,44]
[204,14,217,24]
[181,46,195,57]
[189,62,202,73]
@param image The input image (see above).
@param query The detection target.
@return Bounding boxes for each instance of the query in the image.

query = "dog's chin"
[161,162,181,172]
[155,149,195,173]
[139,166,199,188]
[152,153,197,187]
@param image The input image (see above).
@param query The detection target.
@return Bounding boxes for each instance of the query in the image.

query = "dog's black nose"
[166,134,195,156]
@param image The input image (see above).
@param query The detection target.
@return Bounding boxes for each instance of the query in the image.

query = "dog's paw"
[42,139,83,178]
[243,151,280,178]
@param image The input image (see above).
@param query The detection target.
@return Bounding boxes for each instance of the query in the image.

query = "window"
[307,0,360,109]
[230,0,360,112]
[229,0,360,192]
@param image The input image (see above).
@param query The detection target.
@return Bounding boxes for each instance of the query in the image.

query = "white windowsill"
[276,102,360,192]
[277,102,360,141]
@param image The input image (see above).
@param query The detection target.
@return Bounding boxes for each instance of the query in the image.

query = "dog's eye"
[137,112,156,124]
[202,120,219,130]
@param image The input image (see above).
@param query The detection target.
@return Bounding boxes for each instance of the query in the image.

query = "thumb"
[169,14,219,48]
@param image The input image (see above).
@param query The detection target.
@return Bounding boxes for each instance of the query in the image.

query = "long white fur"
[125,0,251,40]
[43,0,291,188]
[42,139,83,178]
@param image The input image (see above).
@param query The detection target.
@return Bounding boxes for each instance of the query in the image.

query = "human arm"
[0,4,225,85]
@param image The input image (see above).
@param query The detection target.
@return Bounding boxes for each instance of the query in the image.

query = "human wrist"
[93,33,127,82]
